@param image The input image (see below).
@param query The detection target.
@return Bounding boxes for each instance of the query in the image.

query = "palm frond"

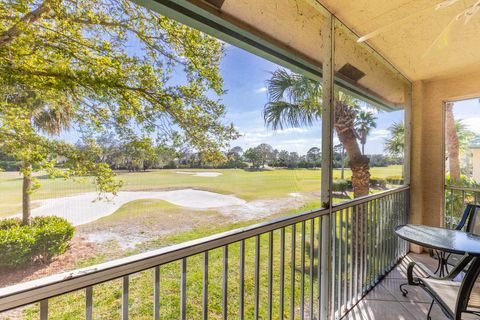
[263,101,319,130]
[264,69,322,130]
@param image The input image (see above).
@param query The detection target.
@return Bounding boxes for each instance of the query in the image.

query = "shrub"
[0,218,22,230]
[369,177,387,188]
[332,179,349,193]
[0,227,36,266]
[0,216,74,267]
[386,176,404,185]
[31,217,74,262]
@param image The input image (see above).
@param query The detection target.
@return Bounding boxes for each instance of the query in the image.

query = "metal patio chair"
[400,205,480,297]
[431,204,480,276]
[407,256,480,319]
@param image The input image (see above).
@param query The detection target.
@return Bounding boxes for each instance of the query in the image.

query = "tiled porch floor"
[342,253,460,320]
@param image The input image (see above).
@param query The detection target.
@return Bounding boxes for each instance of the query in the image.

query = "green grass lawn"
[0,166,403,216]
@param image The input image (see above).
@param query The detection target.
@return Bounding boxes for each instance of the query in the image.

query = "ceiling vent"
[338,63,365,82]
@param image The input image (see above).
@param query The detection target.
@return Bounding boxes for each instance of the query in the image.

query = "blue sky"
[452,98,480,135]
[59,38,428,156]
[220,44,405,155]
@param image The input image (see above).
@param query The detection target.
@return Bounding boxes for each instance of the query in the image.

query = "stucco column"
[409,81,425,253]
[410,72,480,253]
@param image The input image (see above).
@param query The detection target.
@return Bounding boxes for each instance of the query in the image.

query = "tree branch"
[0,1,51,48]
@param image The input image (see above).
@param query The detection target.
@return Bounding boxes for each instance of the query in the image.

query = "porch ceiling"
[317,0,480,81]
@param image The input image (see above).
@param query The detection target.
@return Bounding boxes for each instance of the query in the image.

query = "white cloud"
[368,129,390,141]
[462,117,480,134]
[254,87,267,94]
[277,128,309,134]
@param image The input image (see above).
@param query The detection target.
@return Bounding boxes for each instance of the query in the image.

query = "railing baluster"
[376,199,379,275]
[40,299,48,320]
[344,208,350,309]
[338,209,343,314]
[222,246,228,320]
[317,217,322,319]
[180,258,187,320]
[239,240,245,320]
[268,232,273,320]
[349,207,354,305]
[300,221,306,320]
[203,252,208,320]
[86,286,93,320]
[254,235,260,320]
[280,228,285,319]
[450,188,454,228]
[386,195,391,270]
[309,219,314,320]
[154,267,160,320]
[290,224,296,320]
[122,276,129,320]
[359,203,364,295]
[332,209,337,319]
[355,205,360,303]
[368,200,373,289]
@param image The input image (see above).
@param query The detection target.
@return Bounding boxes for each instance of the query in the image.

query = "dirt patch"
[76,209,230,251]
[0,238,97,288]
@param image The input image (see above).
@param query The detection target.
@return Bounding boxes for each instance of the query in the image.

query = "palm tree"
[263,69,371,198]
[445,102,477,183]
[445,102,460,181]
[8,90,74,225]
[355,110,377,155]
[384,122,404,158]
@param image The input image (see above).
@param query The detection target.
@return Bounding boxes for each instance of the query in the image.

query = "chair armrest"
[407,261,434,285]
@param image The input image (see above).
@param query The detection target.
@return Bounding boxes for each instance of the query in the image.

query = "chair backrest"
[466,205,480,235]
[456,257,480,319]
[456,204,476,231]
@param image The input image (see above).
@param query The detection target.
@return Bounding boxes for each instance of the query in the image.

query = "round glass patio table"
[395,224,480,256]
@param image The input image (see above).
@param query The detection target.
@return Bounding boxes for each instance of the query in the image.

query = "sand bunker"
[176,171,222,177]
[13,189,245,226]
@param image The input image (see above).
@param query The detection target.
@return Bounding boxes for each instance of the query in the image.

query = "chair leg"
[399,282,409,296]
[427,300,434,320]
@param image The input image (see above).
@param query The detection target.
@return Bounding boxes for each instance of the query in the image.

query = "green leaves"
[0,0,237,198]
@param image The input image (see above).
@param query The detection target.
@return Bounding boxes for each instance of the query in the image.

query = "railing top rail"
[0,186,409,312]
[332,185,410,211]
[446,185,480,193]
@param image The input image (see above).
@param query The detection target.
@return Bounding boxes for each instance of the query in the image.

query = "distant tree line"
[0,137,403,172]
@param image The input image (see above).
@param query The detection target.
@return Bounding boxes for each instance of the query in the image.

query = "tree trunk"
[334,101,370,198]
[22,161,32,225]
[446,102,461,182]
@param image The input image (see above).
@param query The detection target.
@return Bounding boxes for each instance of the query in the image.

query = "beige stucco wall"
[410,71,480,252]
[473,149,480,183]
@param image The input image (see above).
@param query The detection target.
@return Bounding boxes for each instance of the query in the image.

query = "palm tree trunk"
[446,102,461,182]
[22,161,32,225]
[335,101,370,198]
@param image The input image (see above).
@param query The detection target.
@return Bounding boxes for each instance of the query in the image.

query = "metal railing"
[445,185,480,228]
[332,188,409,319]
[0,187,409,320]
